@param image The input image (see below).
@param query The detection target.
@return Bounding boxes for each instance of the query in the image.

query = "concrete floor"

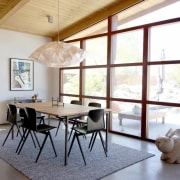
[0,123,180,180]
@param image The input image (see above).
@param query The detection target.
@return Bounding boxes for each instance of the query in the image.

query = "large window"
[60,1,180,141]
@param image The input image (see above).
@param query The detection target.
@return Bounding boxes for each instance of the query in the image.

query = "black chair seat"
[37,124,56,132]
[74,126,87,134]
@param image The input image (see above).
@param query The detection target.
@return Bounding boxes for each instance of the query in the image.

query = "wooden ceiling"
[0,0,177,40]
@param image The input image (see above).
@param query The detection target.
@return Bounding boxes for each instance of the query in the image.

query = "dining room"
[0,0,180,179]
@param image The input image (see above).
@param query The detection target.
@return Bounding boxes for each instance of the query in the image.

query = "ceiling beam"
[53,0,144,40]
[0,0,30,25]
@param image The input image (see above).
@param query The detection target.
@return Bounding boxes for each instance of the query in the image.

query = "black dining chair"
[20,99,45,125]
[68,109,107,165]
[55,100,82,136]
[18,108,41,149]
[16,107,57,163]
[68,102,101,141]
[2,104,23,146]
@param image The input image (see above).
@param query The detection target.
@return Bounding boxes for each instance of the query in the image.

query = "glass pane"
[147,105,180,140]
[111,66,142,100]
[111,29,143,64]
[111,101,141,137]
[62,69,79,95]
[148,64,180,103]
[112,1,180,30]
[84,68,106,97]
[62,96,79,104]
[64,19,107,41]
[149,22,180,61]
[85,36,107,65]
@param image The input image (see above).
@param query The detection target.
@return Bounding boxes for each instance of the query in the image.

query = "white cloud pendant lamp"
[29,41,86,68]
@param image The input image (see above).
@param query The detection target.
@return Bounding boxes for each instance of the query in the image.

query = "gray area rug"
[0,130,154,180]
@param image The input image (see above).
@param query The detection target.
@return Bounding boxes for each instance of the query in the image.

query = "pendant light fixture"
[29,0,86,68]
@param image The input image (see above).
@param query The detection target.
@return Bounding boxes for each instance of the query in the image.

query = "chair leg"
[30,131,37,148]
[17,130,30,155]
[55,120,61,136]
[32,131,41,148]
[35,132,57,163]
[11,125,14,140]
[88,132,95,149]
[90,132,98,151]
[68,133,76,156]
[16,128,28,153]
[2,125,14,146]
[99,132,107,157]
[16,125,23,138]
[76,134,86,165]
[49,132,57,157]
[68,121,76,141]
[89,131,107,157]
[35,134,48,163]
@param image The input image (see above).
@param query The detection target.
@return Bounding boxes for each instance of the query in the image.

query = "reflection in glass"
[84,68,106,97]
[62,69,79,95]
[62,96,79,104]
[111,30,143,64]
[148,64,180,103]
[111,101,141,137]
[85,36,107,65]
[147,105,180,139]
[111,66,142,100]
[149,22,180,61]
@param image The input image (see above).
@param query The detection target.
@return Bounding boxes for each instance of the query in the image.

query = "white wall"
[0,29,59,124]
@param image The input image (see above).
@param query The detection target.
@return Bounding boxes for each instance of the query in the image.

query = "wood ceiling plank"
[55,0,144,40]
[0,0,175,39]
[0,0,30,24]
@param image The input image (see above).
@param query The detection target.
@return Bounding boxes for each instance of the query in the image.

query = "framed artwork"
[10,58,34,91]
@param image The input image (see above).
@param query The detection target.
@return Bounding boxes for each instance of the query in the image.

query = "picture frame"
[10,58,34,91]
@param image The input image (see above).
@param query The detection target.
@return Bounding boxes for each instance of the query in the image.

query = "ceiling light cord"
[58,0,60,43]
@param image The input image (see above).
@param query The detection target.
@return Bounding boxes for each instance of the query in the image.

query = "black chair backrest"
[19,108,26,118]
[23,107,37,130]
[7,104,17,123]
[70,100,82,105]
[88,102,101,107]
[87,109,104,133]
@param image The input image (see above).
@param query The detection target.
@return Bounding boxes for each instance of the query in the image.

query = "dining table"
[14,101,110,165]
